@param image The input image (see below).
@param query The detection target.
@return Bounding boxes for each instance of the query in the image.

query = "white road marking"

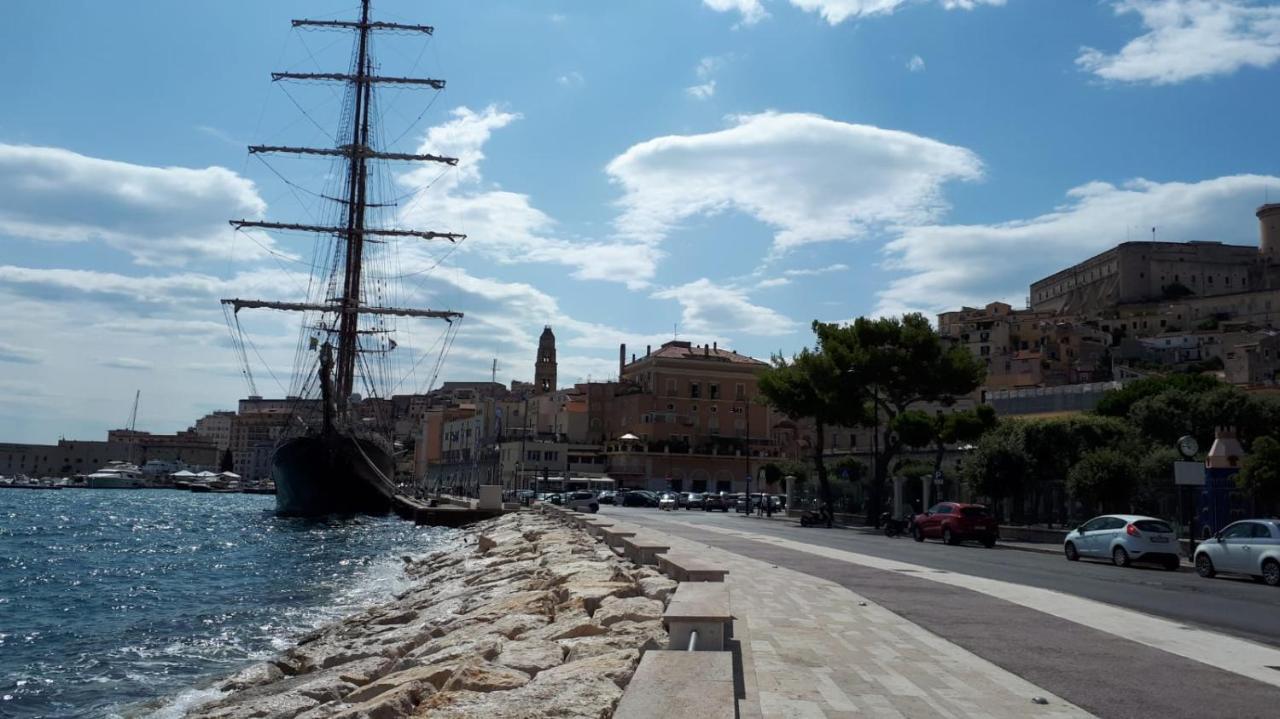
[652,517,1280,689]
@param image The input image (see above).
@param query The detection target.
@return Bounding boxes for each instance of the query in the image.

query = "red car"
[912,502,998,547]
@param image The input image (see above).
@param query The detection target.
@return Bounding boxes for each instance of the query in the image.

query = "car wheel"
[943,527,960,546]
[1263,559,1280,587]
[589,504,599,513]
[1064,542,1080,561]
[982,536,996,548]
[912,526,924,543]
[1112,546,1131,568]
[1162,556,1179,571]
[1195,553,1215,578]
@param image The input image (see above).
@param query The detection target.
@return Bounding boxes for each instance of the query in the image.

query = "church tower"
[535,326,557,394]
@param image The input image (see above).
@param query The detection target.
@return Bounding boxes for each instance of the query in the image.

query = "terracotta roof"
[632,340,766,367]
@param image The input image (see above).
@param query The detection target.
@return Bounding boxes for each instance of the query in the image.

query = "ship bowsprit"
[272,433,396,516]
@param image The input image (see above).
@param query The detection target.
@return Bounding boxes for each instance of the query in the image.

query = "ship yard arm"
[220,299,462,321]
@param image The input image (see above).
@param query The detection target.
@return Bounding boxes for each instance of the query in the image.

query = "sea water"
[0,489,452,718]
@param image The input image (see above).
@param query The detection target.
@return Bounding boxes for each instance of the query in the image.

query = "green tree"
[1134,446,1181,515]
[1067,448,1139,515]
[815,314,986,525]
[1094,373,1222,418]
[1237,436,1280,514]
[757,346,868,516]
[219,448,234,473]
[895,404,997,499]
[962,423,1028,517]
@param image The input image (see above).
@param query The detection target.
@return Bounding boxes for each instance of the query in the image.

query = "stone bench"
[620,533,670,565]
[612,650,735,719]
[657,553,729,583]
[664,582,732,651]
[581,518,613,538]
[600,524,639,549]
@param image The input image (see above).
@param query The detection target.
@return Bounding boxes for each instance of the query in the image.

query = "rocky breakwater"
[184,511,677,718]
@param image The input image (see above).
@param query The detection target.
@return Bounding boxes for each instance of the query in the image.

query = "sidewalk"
[654,530,1093,718]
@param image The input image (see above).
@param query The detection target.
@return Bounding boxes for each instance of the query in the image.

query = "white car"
[563,491,599,513]
[658,492,679,511]
[1193,519,1280,587]
[1063,514,1181,570]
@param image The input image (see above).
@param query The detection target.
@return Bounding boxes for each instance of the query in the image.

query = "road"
[603,504,1280,646]
[601,504,1280,718]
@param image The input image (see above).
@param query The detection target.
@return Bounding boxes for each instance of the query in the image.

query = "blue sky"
[2,0,1279,443]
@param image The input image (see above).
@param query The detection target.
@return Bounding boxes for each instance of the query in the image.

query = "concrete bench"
[612,650,735,719]
[664,582,732,651]
[621,533,671,565]
[657,553,729,583]
[600,524,639,549]
[581,518,613,538]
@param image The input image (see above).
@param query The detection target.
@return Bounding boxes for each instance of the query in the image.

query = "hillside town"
[7,204,1280,514]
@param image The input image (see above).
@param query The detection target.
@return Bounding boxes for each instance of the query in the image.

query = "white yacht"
[87,461,145,489]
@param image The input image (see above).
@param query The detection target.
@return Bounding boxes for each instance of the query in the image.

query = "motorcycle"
[881,512,914,538]
[799,506,830,527]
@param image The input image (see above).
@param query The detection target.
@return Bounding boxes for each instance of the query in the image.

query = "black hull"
[272,433,395,516]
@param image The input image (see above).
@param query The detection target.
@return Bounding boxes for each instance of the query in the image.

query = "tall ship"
[222,1,463,516]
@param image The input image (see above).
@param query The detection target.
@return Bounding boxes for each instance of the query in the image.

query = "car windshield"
[960,507,990,518]
[1134,520,1173,533]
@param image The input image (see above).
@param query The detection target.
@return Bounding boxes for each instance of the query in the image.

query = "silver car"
[1063,514,1180,570]
[1194,519,1280,587]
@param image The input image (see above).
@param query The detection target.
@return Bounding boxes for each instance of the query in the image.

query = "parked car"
[658,492,680,511]
[1063,514,1179,570]
[1193,519,1280,586]
[621,490,658,507]
[702,493,731,512]
[733,493,754,513]
[562,490,600,513]
[912,502,998,547]
[682,492,705,510]
[597,490,616,505]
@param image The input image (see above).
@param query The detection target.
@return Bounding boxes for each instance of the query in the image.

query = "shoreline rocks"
[182,511,669,718]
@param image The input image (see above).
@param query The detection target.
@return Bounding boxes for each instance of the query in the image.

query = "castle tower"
[535,326,557,394]
[1259,204,1280,264]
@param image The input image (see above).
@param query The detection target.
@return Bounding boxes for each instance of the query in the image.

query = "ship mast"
[222,0,463,405]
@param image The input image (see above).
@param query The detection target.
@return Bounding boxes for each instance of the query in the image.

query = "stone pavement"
[655,531,1092,719]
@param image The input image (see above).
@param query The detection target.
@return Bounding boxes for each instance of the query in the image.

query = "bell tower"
[535,326,557,394]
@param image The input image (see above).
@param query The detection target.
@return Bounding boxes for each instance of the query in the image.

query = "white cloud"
[0,341,40,365]
[652,278,795,336]
[1077,0,1280,84]
[907,54,926,72]
[397,106,660,288]
[556,71,585,88]
[785,263,850,276]
[703,0,770,24]
[100,357,153,370]
[0,144,279,267]
[876,174,1280,317]
[758,277,792,288]
[686,55,730,99]
[606,111,982,259]
[705,0,1003,25]
[686,80,718,99]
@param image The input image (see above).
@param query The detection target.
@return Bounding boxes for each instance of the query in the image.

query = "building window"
[980,346,990,356]
[690,382,701,399]
[735,383,745,401]
[709,383,720,400]
[666,379,677,397]
[526,451,540,461]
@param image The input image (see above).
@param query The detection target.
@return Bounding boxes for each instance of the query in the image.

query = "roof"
[633,340,766,367]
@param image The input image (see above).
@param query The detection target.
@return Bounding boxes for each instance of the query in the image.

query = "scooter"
[881,512,914,538]
[800,507,829,527]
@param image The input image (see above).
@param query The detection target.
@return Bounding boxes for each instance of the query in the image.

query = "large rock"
[440,661,531,692]
[636,575,678,603]
[218,662,283,692]
[333,656,396,687]
[321,680,433,719]
[415,675,624,718]
[189,690,318,719]
[592,596,664,627]
[524,614,608,641]
[536,649,639,689]
[477,529,525,553]
[559,620,667,662]
[344,661,462,704]
[494,639,565,676]
[555,581,636,614]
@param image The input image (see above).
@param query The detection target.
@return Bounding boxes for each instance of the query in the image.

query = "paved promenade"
[611,507,1280,719]
[651,526,1091,718]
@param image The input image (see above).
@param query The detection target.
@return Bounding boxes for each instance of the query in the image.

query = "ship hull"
[272,433,395,516]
